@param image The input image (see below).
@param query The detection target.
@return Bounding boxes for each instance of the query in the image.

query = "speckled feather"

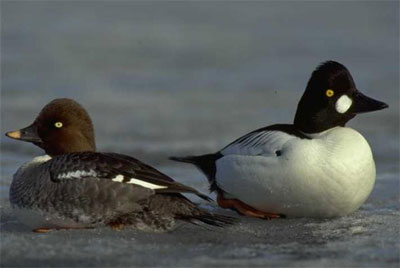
[10,155,233,231]
[6,98,235,231]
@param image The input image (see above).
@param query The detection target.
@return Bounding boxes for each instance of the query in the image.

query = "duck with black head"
[6,98,235,232]
[170,61,388,219]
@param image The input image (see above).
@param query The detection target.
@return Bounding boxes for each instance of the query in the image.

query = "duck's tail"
[169,153,223,193]
[176,211,237,227]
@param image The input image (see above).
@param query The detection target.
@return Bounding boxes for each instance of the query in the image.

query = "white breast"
[215,127,376,217]
[15,154,52,174]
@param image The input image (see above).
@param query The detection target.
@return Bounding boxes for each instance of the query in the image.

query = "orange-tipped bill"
[5,123,42,144]
[5,130,21,139]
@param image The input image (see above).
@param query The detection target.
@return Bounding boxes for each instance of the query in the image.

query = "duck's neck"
[42,134,96,157]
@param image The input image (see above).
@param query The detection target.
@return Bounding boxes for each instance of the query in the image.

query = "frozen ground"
[1,151,399,267]
[1,206,399,267]
[1,2,399,267]
[1,89,398,267]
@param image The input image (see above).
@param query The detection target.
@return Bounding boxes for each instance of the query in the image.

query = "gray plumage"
[10,155,233,232]
[6,99,235,232]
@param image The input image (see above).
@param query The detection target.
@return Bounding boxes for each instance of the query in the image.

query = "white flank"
[126,178,168,190]
[215,127,376,218]
[112,175,124,182]
[335,95,352,113]
[58,169,97,179]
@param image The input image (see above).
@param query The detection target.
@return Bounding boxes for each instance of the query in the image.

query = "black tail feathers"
[169,153,222,166]
[155,186,213,202]
[177,212,237,227]
[169,155,202,164]
[169,153,222,177]
[169,153,222,193]
[194,192,213,202]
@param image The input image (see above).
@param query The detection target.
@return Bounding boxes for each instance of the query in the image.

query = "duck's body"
[11,154,208,231]
[6,99,234,232]
[215,126,375,217]
[171,61,388,218]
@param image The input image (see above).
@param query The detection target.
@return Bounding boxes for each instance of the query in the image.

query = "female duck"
[6,98,234,232]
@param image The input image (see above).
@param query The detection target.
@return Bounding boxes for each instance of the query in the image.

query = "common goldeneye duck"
[5,98,234,232]
[170,61,389,219]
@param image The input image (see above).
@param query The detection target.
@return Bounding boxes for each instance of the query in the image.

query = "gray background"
[1,1,399,267]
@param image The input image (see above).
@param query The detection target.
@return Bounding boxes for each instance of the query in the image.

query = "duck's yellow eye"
[54,122,63,128]
[326,89,334,97]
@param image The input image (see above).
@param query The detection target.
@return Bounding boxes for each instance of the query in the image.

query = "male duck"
[170,61,388,219]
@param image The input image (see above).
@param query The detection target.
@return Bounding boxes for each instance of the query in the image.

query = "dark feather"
[169,153,223,193]
[175,213,237,227]
[47,152,212,201]
[222,124,311,150]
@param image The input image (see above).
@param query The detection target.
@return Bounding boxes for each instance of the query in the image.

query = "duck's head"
[6,98,96,156]
[294,61,388,133]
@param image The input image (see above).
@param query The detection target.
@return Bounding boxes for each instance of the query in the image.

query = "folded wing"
[48,152,212,201]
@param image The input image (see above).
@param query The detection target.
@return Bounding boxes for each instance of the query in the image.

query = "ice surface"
[1,203,399,267]
[1,2,399,267]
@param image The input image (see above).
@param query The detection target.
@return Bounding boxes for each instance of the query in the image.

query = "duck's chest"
[299,127,376,180]
[9,155,99,229]
[9,156,51,206]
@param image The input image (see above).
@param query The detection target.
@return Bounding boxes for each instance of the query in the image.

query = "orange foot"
[109,222,124,231]
[217,194,283,220]
[33,228,53,233]
[32,227,93,233]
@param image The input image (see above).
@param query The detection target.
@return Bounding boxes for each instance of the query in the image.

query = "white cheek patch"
[335,95,353,113]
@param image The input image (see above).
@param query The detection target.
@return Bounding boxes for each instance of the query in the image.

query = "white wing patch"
[111,175,124,182]
[57,170,167,190]
[126,178,168,189]
[221,130,294,157]
[58,170,97,179]
[111,174,168,190]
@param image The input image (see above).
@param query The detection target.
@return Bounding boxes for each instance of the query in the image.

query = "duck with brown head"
[8,99,96,155]
[6,98,235,232]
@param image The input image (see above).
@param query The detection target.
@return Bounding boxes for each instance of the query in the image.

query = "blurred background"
[2,0,399,214]
[1,2,399,266]
[1,0,399,209]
